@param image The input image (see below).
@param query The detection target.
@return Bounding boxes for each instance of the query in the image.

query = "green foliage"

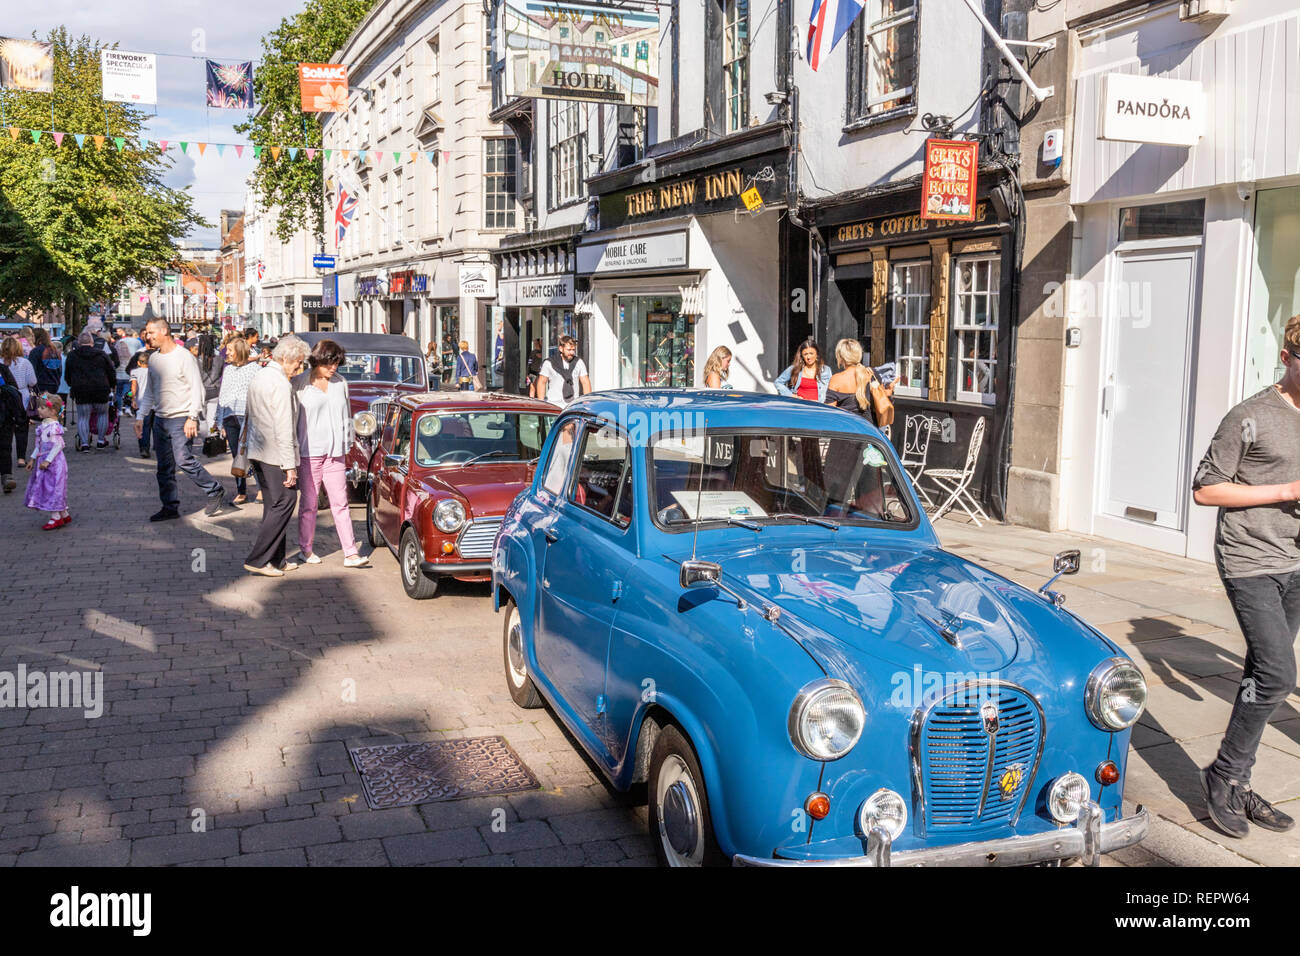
[0,27,207,320]
[237,0,376,245]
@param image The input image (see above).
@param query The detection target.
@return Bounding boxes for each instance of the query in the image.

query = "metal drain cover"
[349,736,540,810]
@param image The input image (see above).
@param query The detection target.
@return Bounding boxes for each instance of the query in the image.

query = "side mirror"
[680,559,721,589]
[1052,550,1081,575]
[383,453,406,470]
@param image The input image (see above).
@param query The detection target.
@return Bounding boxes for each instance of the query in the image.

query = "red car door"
[375,406,412,546]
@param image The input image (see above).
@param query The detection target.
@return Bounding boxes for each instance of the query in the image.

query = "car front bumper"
[733,803,1147,867]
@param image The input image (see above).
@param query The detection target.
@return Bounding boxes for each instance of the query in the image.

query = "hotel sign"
[577,232,688,275]
[1099,73,1206,147]
[499,274,575,307]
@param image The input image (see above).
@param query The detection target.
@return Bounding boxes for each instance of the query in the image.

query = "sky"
[11,0,302,245]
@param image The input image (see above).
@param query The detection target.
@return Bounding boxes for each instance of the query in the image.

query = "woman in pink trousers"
[294,339,369,568]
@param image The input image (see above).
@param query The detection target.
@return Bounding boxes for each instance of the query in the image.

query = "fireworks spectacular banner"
[0,38,53,93]
[298,63,348,113]
[206,60,254,109]
[101,50,157,105]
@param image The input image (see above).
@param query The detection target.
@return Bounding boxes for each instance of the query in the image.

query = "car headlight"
[1085,657,1148,730]
[433,499,466,533]
[787,678,864,761]
[1048,771,1091,823]
[352,410,378,438]
[858,788,907,840]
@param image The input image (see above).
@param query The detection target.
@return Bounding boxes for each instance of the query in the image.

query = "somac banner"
[206,60,254,110]
[298,63,348,113]
[500,0,658,107]
[0,38,53,93]
[101,50,157,105]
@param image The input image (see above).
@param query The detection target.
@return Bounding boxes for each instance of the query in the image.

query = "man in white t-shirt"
[536,335,591,407]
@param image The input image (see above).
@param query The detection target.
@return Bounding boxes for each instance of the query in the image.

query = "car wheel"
[365,487,384,548]
[399,528,438,600]
[502,599,542,709]
[647,724,726,867]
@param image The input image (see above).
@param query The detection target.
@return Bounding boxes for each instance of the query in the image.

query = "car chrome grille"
[368,398,393,431]
[916,685,1043,831]
[456,518,502,559]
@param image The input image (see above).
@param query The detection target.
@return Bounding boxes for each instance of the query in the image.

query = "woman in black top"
[825,338,892,427]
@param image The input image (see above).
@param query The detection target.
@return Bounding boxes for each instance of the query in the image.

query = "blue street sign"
[313,255,336,269]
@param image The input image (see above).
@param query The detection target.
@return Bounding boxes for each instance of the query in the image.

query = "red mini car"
[358,391,560,599]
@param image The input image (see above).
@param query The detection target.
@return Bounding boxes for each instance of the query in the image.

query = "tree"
[237,0,375,246]
[0,27,207,326]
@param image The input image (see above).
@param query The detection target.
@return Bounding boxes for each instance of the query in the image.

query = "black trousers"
[9,418,28,464]
[0,414,12,476]
[245,460,298,569]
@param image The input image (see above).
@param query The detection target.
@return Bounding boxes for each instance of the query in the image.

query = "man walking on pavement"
[134,318,226,521]
[1192,312,1300,838]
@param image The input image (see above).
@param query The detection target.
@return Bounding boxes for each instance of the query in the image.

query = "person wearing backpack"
[535,335,591,408]
[27,328,62,396]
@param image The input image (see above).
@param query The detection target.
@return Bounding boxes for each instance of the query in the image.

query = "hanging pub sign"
[921,138,979,222]
[501,0,659,107]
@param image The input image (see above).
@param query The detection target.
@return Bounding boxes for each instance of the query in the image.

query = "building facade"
[244,187,325,337]
[1013,0,1300,562]
[321,0,519,381]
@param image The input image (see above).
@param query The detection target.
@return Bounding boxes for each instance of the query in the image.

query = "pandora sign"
[1099,73,1206,147]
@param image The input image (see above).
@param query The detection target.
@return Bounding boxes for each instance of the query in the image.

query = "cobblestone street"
[2,437,1299,867]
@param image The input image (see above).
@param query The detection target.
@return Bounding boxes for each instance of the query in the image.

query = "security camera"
[1236,182,1254,203]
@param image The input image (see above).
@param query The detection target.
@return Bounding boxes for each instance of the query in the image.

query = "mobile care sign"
[501,0,659,107]
[921,139,979,222]
[100,50,157,105]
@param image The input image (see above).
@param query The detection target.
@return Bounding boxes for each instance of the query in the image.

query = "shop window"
[484,137,518,229]
[951,255,999,405]
[616,295,692,387]
[549,100,589,208]
[1117,199,1205,243]
[437,304,460,382]
[1244,186,1300,395]
[890,260,931,397]
[723,0,750,133]
[846,0,917,124]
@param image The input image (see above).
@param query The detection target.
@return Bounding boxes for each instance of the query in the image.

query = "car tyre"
[399,527,438,600]
[365,486,384,549]
[502,599,543,709]
[647,723,726,867]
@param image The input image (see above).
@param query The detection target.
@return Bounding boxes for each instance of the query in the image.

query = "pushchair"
[103,402,121,450]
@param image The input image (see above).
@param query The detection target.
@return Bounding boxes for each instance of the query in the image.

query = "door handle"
[543,528,559,543]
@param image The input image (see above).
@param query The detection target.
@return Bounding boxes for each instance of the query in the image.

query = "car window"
[415,412,555,466]
[541,420,579,496]
[394,409,413,462]
[571,424,632,527]
[337,352,424,385]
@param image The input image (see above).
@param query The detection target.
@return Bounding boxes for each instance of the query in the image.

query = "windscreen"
[415,412,556,466]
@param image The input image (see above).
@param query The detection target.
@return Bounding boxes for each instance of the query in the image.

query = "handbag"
[230,420,250,478]
[868,371,895,428]
[203,434,227,457]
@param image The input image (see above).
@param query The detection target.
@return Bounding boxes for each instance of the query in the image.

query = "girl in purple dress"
[25,394,69,530]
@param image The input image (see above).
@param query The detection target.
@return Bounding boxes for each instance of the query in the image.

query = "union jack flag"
[255,260,265,281]
[806,0,864,71]
[334,188,359,248]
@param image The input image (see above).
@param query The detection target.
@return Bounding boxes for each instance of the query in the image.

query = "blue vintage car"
[492,390,1149,866]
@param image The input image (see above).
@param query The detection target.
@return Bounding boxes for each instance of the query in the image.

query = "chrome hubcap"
[403,542,418,584]
[507,620,526,687]
[656,754,702,866]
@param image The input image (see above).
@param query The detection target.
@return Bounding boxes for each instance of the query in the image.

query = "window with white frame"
[890,260,931,397]
[848,0,917,121]
[723,0,749,132]
[427,37,440,102]
[484,15,493,84]
[392,66,403,131]
[549,101,588,208]
[484,137,517,229]
[377,79,387,134]
[951,255,999,404]
[379,175,390,247]
[425,154,439,237]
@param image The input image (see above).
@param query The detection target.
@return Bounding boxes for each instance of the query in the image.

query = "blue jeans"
[153,415,221,511]
[138,411,155,455]
[1211,569,1300,784]
[114,380,131,409]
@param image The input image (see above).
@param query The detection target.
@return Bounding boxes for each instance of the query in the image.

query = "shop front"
[301,294,335,332]
[811,175,1014,518]
[494,227,582,394]
[580,126,792,392]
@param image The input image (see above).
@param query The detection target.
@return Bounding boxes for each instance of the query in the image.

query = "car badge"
[980,700,999,735]
[998,763,1025,800]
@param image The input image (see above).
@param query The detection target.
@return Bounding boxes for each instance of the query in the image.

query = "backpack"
[0,365,25,430]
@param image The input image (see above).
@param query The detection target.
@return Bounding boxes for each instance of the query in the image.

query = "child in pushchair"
[104,402,121,450]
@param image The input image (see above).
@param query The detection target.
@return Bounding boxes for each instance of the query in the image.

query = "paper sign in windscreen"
[671,490,767,520]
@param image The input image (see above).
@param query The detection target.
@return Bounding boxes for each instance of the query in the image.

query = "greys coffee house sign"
[597,151,788,229]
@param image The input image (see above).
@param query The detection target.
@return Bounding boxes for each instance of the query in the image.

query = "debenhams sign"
[1099,73,1206,148]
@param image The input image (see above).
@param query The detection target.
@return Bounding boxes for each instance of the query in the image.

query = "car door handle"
[543,528,559,543]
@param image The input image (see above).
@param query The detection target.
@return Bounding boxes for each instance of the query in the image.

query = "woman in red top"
[776,338,830,402]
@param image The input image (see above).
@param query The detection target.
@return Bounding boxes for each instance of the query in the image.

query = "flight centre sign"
[500,0,659,107]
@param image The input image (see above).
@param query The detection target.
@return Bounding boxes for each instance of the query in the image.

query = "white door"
[1099,247,1199,531]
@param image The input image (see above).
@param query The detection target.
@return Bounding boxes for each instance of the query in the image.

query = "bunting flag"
[74,133,85,148]
[179,141,188,154]
[287,146,298,160]
[270,146,281,161]
[324,148,332,160]
[341,149,350,160]
[158,140,168,153]
[305,147,316,160]
[52,132,64,147]
[234,144,244,158]
[252,145,261,158]
[112,136,123,150]
[216,143,225,157]
[392,151,401,163]
[198,142,207,156]
[7,127,18,141]
[30,129,41,142]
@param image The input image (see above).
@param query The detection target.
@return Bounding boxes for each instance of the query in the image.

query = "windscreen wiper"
[766,512,841,530]
[464,449,515,465]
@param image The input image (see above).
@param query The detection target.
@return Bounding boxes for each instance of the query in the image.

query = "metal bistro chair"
[899,414,939,508]
[925,416,990,527]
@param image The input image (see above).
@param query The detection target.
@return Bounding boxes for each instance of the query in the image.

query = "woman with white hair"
[243,335,310,576]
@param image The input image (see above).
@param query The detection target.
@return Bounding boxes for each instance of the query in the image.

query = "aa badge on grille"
[998,763,1025,801]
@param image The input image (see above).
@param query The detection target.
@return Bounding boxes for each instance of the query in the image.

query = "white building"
[322,0,519,384]
[243,185,323,337]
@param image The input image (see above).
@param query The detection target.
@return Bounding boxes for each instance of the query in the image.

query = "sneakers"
[1242,786,1295,832]
[149,508,180,522]
[95,440,107,449]
[244,563,284,577]
[1,474,13,493]
[77,443,89,453]
[343,554,370,568]
[204,488,227,516]
[1200,767,1251,838]
[232,494,248,504]
[299,552,322,565]
[279,560,300,571]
